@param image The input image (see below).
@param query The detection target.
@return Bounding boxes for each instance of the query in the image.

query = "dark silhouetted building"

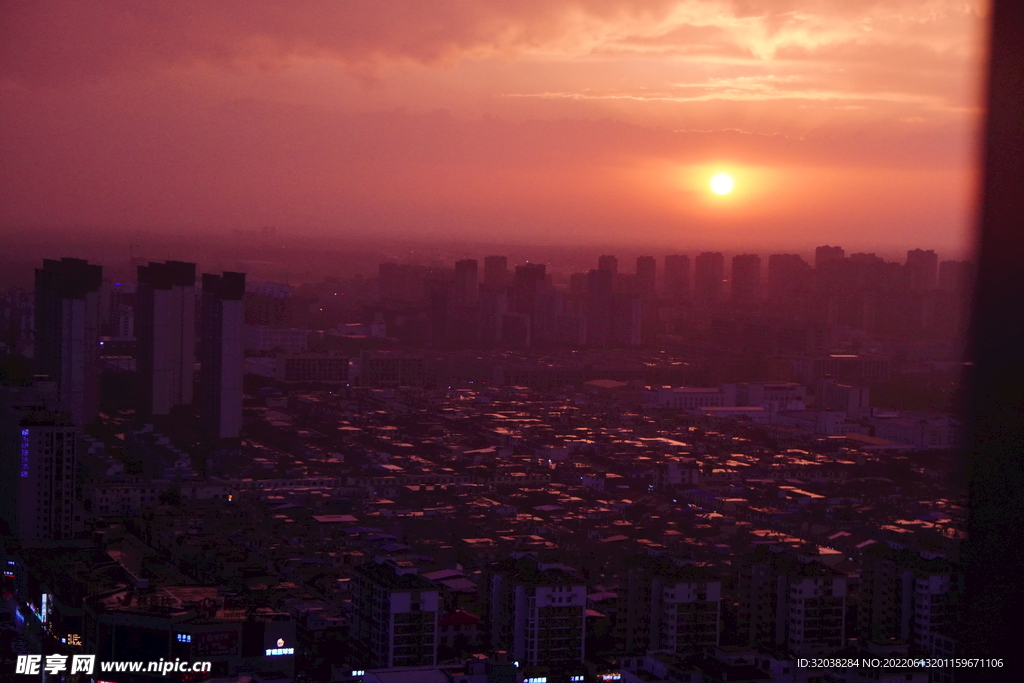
[815,245,845,269]
[636,256,656,300]
[586,268,614,347]
[34,257,102,428]
[694,252,725,309]
[731,254,761,306]
[512,263,546,320]
[135,261,197,419]
[598,255,618,276]
[767,253,811,305]
[200,272,245,440]
[454,259,479,307]
[664,254,690,303]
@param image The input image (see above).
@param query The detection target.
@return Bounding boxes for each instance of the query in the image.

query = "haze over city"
[2,2,1012,682]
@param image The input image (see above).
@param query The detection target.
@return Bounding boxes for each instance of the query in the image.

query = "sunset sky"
[0,1,988,254]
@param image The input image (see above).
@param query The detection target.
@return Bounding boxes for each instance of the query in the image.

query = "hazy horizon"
[0,1,988,255]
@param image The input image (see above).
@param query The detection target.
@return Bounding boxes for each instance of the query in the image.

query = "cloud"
[0,0,984,85]
[0,1,984,251]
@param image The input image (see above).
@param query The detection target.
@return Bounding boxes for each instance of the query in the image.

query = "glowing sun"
[710,173,734,195]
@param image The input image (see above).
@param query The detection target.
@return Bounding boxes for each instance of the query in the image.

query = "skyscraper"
[34,257,102,429]
[815,245,845,269]
[767,253,812,304]
[731,254,761,306]
[598,254,618,276]
[636,256,656,300]
[664,254,690,303]
[478,283,508,348]
[135,261,197,419]
[586,268,614,347]
[815,245,847,295]
[200,272,245,440]
[694,252,725,308]
[453,259,479,306]
[512,263,546,320]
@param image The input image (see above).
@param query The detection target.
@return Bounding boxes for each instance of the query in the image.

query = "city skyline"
[2,2,1017,680]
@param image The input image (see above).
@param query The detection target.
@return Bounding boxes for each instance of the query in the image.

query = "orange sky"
[0,1,988,254]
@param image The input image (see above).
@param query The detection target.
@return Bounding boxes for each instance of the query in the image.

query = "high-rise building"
[586,268,614,347]
[694,252,725,308]
[611,294,642,347]
[200,272,244,440]
[598,255,618,276]
[501,312,531,349]
[478,284,508,348]
[1,381,80,541]
[664,255,690,303]
[34,257,102,429]
[350,558,440,668]
[858,544,959,654]
[815,245,845,269]
[731,254,761,306]
[426,277,455,349]
[815,246,847,295]
[623,554,721,656]
[905,249,939,291]
[454,259,479,307]
[512,263,546,319]
[636,256,657,300]
[487,555,587,670]
[483,255,510,288]
[135,261,196,419]
[738,548,846,656]
[767,254,812,304]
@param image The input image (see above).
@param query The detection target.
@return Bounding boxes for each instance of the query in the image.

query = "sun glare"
[710,173,734,195]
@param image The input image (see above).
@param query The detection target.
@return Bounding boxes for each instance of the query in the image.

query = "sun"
[710,173,734,195]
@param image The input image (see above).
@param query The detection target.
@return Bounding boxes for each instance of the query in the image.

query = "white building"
[351,558,440,669]
[488,555,587,669]
[644,385,736,410]
[1,388,82,541]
